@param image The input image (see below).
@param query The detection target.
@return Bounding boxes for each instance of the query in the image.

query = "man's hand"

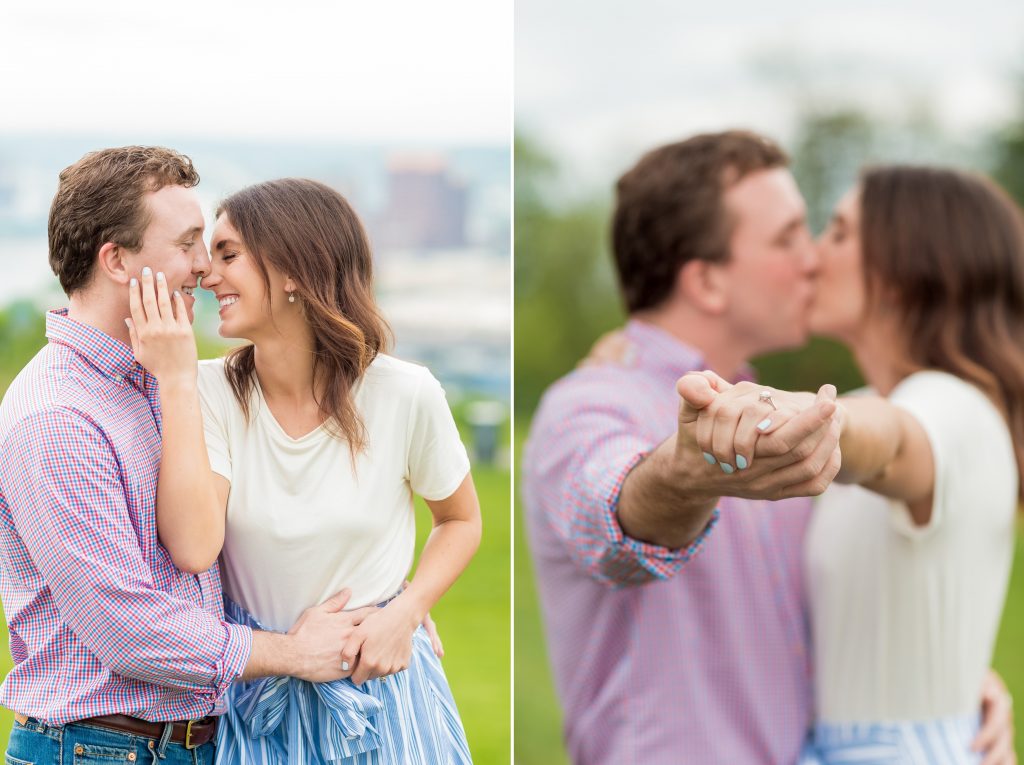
[286,589,377,683]
[578,329,634,369]
[676,371,842,502]
[616,371,841,550]
[973,669,1017,765]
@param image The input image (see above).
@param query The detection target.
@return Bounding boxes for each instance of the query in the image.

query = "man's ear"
[96,242,132,286]
[676,258,728,315]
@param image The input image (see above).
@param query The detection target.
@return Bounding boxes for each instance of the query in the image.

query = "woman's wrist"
[156,373,199,397]
[392,588,431,627]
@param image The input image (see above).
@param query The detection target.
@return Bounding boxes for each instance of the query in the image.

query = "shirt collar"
[623,318,756,383]
[46,308,150,390]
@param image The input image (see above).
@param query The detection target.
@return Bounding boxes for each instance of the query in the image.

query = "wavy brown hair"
[216,178,392,453]
[860,166,1024,493]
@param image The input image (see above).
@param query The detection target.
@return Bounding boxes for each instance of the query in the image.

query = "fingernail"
[130,278,138,287]
[341,661,350,671]
[174,290,181,297]
[736,455,748,470]
[757,418,772,432]
[702,451,716,465]
[142,266,151,276]
[124,318,130,327]
[156,271,165,281]
[719,461,735,474]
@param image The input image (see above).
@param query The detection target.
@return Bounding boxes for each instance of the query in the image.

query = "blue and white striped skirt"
[798,714,982,765]
[216,597,472,764]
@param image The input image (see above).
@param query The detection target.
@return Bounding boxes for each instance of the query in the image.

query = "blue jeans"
[6,716,216,765]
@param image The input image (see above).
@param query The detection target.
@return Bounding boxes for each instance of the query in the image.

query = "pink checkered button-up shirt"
[0,309,251,724]
[522,319,815,764]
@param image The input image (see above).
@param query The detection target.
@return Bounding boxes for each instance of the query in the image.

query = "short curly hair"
[48,146,200,294]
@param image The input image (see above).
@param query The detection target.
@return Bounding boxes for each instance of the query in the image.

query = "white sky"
[516,0,1024,180]
[0,0,512,144]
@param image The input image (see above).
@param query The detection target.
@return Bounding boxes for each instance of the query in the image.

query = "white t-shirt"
[806,371,1017,722]
[197,355,470,631]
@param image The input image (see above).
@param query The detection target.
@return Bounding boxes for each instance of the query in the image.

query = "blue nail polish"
[702,452,716,465]
[130,278,138,287]
[736,455,748,470]
[757,418,772,432]
[142,266,152,276]
[719,461,735,474]
[156,271,165,281]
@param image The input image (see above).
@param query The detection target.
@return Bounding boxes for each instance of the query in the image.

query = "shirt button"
[74,745,84,754]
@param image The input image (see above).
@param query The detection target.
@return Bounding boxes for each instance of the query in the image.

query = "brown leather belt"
[14,712,217,749]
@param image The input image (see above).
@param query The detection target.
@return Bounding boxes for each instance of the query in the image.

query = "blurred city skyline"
[0,0,512,399]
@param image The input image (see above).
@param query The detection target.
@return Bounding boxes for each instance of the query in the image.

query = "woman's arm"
[343,473,482,686]
[677,371,936,525]
[127,268,230,572]
[835,396,935,524]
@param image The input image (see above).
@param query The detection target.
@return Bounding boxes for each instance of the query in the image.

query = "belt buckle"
[184,719,198,750]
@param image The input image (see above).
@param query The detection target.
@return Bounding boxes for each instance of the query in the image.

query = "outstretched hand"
[675,371,843,501]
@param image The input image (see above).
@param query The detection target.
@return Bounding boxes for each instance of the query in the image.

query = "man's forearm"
[617,433,719,549]
[242,631,307,681]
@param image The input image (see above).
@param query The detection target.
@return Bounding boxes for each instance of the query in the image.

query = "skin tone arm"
[126,267,226,573]
[834,396,935,524]
[679,371,936,525]
[343,474,482,685]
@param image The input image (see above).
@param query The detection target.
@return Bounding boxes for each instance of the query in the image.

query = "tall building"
[377,155,467,250]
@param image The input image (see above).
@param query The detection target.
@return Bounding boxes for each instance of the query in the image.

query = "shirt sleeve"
[197,362,232,482]
[0,408,251,699]
[523,379,718,588]
[406,368,471,501]
[887,372,1017,538]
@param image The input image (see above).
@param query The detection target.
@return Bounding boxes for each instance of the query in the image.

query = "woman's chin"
[807,311,839,341]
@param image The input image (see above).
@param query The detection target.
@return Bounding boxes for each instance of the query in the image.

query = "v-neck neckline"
[251,376,328,444]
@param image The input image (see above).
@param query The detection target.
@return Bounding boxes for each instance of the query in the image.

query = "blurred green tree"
[514,134,620,413]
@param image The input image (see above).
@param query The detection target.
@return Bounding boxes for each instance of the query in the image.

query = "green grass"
[513,424,1024,764]
[0,462,510,763]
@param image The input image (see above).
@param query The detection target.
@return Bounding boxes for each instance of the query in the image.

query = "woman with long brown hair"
[127,178,480,763]
[680,166,1024,763]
